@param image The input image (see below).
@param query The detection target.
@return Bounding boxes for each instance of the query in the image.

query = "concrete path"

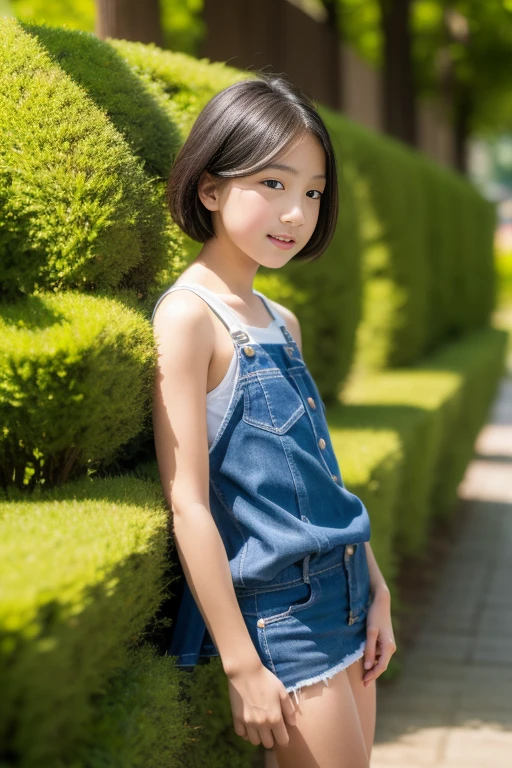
[370,335,512,767]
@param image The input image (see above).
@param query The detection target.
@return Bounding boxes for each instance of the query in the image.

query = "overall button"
[243,346,255,357]
[307,397,317,409]
[318,437,326,450]
[257,618,265,628]
[346,545,355,556]
[331,474,338,482]
[286,346,294,357]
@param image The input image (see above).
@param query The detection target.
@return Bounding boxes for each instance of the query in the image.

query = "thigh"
[272,670,369,768]
[345,656,377,761]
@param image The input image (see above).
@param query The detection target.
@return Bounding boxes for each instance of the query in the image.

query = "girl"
[152,75,396,768]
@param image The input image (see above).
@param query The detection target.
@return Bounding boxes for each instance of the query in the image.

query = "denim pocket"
[242,370,305,434]
[254,577,320,625]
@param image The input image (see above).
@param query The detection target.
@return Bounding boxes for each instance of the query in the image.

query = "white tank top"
[151,282,289,448]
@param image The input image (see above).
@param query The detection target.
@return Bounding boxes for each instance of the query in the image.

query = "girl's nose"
[281,205,305,227]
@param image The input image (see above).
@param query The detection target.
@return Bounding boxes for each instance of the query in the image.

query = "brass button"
[286,346,294,357]
[243,345,255,357]
[318,438,326,450]
[257,618,265,628]
[307,397,317,409]
[346,545,354,556]
[331,474,338,482]
[348,615,356,626]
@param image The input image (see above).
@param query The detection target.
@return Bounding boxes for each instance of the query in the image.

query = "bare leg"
[268,665,369,768]
[345,656,377,761]
[264,746,280,768]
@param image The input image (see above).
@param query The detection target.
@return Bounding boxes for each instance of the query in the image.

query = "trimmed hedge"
[340,326,508,560]
[0,291,156,489]
[0,19,174,300]
[335,117,496,373]
[73,642,191,768]
[0,474,172,767]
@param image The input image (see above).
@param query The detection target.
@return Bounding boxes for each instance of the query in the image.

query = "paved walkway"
[370,333,512,767]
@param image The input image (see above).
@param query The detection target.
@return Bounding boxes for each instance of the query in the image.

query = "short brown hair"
[166,75,338,262]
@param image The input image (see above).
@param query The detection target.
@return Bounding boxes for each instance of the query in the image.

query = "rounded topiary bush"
[0,17,175,300]
[0,290,156,489]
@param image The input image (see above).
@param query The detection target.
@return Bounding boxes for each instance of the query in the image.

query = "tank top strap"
[152,282,293,345]
[252,289,287,331]
[252,288,296,345]
[151,282,253,346]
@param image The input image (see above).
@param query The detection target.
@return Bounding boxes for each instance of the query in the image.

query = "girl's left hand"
[362,589,397,686]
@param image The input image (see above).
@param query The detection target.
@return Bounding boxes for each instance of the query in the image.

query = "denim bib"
[151,282,371,666]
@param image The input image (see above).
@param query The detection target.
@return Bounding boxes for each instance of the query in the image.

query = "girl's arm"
[364,541,391,600]
[152,292,261,677]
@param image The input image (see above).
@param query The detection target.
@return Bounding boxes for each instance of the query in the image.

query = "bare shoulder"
[152,287,214,353]
[266,297,302,352]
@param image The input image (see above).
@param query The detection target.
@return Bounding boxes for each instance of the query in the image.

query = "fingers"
[246,723,264,746]
[233,720,249,740]
[233,692,292,749]
[239,718,289,749]
[363,637,397,686]
[281,686,297,727]
[364,624,378,670]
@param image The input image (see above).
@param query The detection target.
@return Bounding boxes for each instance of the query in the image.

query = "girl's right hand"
[227,661,297,749]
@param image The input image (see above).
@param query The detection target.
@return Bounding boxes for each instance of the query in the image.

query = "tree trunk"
[95,0,164,47]
[322,0,344,110]
[379,0,417,146]
[453,85,472,174]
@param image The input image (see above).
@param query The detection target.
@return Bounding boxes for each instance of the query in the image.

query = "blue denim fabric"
[236,542,371,697]
[151,283,372,692]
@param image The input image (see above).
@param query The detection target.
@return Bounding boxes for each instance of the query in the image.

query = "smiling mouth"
[268,235,295,243]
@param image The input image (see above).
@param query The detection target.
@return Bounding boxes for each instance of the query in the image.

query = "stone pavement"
[370,344,512,767]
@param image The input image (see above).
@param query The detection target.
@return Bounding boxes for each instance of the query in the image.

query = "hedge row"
[0,475,171,767]
[0,291,156,489]
[338,326,508,565]
[329,115,496,373]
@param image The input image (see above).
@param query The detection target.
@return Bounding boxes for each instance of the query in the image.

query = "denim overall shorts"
[151,282,372,702]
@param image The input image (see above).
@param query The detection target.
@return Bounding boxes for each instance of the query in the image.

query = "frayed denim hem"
[285,639,367,706]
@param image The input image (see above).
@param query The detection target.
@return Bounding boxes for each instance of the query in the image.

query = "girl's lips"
[267,234,295,250]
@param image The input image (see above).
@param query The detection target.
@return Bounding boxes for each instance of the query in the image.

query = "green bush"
[0,291,156,489]
[74,642,191,768]
[0,474,171,767]
[0,18,174,300]
[341,326,508,559]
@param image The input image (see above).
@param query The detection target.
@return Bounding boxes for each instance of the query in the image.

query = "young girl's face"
[201,131,327,268]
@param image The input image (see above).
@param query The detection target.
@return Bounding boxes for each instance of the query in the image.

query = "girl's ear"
[198,170,221,211]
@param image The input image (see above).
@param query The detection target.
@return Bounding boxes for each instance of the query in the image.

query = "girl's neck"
[179,253,259,305]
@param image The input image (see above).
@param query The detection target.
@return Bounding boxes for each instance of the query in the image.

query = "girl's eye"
[262,179,284,190]
[262,180,323,199]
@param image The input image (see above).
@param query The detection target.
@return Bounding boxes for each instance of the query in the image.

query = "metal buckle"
[231,329,250,344]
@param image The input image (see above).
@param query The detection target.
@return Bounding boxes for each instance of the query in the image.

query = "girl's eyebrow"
[262,162,326,180]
